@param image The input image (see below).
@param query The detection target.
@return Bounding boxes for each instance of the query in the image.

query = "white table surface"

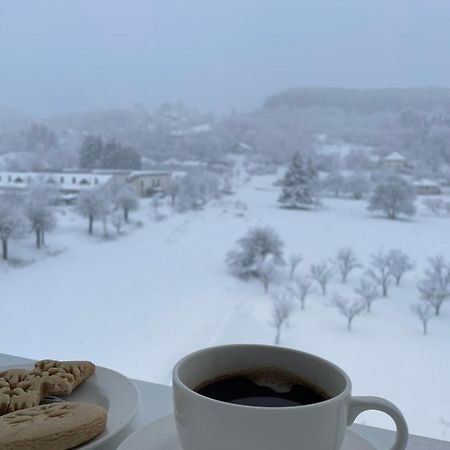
[1,353,449,450]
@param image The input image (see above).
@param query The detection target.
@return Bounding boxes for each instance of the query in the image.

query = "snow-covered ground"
[1,175,450,441]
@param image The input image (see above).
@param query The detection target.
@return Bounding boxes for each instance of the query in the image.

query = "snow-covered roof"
[412,179,440,187]
[170,123,212,137]
[384,152,406,161]
[238,142,252,150]
[0,171,113,191]
[128,171,171,179]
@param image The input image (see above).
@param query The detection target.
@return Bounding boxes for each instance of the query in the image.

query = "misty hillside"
[1,87,450,176]
[264,87,450,114]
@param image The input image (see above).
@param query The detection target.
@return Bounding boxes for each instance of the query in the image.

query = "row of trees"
[226,226,449,343]
[279,152,418,220]
[79,136,142,170]
[0,182,141,261]
[0,186,57,260]
[165,171,222,212]
[76,184,139,235]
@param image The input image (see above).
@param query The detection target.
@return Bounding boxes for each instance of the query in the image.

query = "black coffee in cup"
[195,367,329,407]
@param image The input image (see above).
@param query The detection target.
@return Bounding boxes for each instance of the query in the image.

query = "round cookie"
[0,402,107,450]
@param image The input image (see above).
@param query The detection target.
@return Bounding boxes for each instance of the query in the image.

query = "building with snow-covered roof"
[412,180,442,196]
[383,152,408,171]
[0,169,173,200]
[127,171,172,196]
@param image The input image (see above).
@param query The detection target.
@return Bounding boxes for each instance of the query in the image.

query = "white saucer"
[0,363,140,449]
[118,414,376,450]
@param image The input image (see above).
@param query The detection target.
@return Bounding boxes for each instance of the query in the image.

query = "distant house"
[413,180,442,196]
[383,152,408,171]
[126,171,172,197]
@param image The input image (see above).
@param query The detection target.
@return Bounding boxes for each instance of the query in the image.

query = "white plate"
[118,414,376,450]
[0,363,140,449]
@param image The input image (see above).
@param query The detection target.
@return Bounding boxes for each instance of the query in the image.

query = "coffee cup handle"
[348,396,408,450]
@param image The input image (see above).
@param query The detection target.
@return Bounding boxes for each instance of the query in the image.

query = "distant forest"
[1,88,450,176]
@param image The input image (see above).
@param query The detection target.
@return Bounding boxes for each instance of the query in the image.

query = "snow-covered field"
[1,175,450,441]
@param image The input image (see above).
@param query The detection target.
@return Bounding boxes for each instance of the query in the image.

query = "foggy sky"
[1,0,450,116]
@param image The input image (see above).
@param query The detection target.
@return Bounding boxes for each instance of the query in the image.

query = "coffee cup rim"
[173,344,352,411]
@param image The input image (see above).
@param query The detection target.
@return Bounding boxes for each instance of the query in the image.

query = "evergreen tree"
[278,152,318,209]
[79,136,104,169]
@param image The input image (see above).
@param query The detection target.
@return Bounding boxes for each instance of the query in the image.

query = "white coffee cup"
[173,344,408,450]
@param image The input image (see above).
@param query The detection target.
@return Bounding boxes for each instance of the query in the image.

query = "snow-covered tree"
[113,184,138,223]
[417,255,450,316]
[411,302,433,335]
[25,185,57,248]
[418,279,448,316]
[310,262,334,295]
[0,200,27,260]
[331,247,362,283]
[289,276,314,310]
[333,295,366,331]
[354,278,379,313]
[387,249,414,286]
[278,152,318,209]
[175,171,219,211]
[368,174,416,219]
[323,171,346,197]
[110,210,124,235]
[423,198,444,216]
[25,202,56,249]
[367,250,393,297]
[226,227,284,279]
[166,176,183,207]
[79,135,103,169]
[345,173,371,200]
[271,290,295,345]
[257,255,278,293]
[76,188,111,235]
[288,253,302,280]
[151,196,165,221]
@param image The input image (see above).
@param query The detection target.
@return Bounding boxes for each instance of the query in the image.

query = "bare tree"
[332,247,362,283]
[333,296,366,331]
[76,188,111,235]
[418,255,450,316]
[411,303,432,335]
[114,184,138,223]
[310,262,334,295]
[418,279,449,316]
[367,250,393,297]
[0,200,27,260]
[354,278,379,313]
[288,253,302,280]
[289,277,314,310]
[271,291,295,345]
[387,249,414,286]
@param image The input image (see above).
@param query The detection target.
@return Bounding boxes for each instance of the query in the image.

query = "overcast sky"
[1,0,449,116]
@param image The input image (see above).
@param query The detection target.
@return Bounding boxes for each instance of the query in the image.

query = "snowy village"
[1,2,450,449]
